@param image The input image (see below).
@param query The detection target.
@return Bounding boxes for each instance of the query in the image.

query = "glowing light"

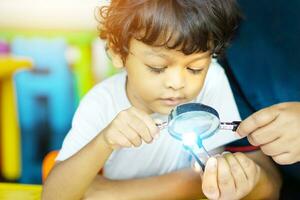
[182,132,197,146]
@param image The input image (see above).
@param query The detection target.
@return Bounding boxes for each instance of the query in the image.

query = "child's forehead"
[126,2,212,56]
[129,39,210,61]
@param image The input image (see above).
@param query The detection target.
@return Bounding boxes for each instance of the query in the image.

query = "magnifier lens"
[166,103,223,170]
[169,111,220,140]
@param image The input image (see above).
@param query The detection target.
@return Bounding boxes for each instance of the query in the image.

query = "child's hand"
[202,152,260,200]
[101,107,159,150]
[237,102,300,165]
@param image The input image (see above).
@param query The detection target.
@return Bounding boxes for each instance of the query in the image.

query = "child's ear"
[107,49,124,69]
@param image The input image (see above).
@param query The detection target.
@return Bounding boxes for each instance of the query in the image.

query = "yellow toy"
[0,182,41,200]
[0,57,32,180]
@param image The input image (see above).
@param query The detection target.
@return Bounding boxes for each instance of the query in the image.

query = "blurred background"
[0,0,117,184]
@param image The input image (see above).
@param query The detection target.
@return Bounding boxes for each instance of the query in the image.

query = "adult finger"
[260,138,287,156]
[247,121,280,146]
[272,153,295,165]
[237,105,280,137]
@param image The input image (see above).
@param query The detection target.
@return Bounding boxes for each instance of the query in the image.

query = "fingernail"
[206,191,219,200]
[222,151,231,155]
[206,157,217,171]
[193,162,203,174]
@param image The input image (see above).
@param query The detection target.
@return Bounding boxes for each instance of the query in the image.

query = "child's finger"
[217,156,235,199]
[109,131,132,149]
[119,126,143,147]
[124,111,153,143]
[202,157,219,199]
[224,153,248,196]
[234,152,260,188]
[130,107,159,138]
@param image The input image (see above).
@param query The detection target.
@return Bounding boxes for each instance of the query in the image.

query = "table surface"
[0,183,42,200]
[0,182,208,200]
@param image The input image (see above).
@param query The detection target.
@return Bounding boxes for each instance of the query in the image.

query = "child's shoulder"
[94,71,126,91]
[202,59,227,89]
[88,71,126,95]
[196,59,230,101]
[80,71,127,106]
[206,59,226,79]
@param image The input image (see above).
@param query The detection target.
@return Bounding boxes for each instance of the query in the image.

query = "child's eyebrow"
[143,50,169,59]
[142,49,211,63]
[189,53,211,63]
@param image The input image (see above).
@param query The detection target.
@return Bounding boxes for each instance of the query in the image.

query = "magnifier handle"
[156,121,168,130]
[189,150,205,170]
[220,121,241,131]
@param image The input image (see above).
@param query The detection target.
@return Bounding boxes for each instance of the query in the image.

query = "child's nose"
[165,67,185,90]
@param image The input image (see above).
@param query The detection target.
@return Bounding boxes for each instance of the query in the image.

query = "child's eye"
[187,67,203,75]
[146,65,167,74]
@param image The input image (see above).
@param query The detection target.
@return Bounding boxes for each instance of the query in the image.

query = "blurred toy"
[11,37,75,183]
[0,56,32,180]
[0,41,10,55]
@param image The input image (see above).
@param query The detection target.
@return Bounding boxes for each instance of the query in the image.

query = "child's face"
[124,39,211,115]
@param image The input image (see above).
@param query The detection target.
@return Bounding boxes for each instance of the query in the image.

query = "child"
[42,0,281,199]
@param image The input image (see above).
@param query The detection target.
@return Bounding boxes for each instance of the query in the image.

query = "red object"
[225,145,259,152]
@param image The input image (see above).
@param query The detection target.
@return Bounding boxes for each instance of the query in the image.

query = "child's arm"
[42,107,159,200]
[82,151,280,200]
[42,133,113,200]
[83,169,205,200]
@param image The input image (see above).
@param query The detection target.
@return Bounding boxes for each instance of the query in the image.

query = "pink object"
[0,41,10,55]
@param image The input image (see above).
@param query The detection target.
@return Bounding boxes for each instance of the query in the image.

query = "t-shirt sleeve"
[56,88,110,161]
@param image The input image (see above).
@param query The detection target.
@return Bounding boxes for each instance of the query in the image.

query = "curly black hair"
[98,0,241,61]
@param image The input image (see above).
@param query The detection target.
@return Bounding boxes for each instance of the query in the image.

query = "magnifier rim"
[169,103,220,121]
[168,110,220,141]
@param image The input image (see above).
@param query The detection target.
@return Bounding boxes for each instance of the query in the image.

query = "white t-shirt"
[56,60,241,180]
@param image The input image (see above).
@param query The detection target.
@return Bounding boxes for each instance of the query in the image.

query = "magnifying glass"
[156,103,241,170]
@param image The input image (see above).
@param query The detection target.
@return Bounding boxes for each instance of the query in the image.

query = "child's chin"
[153,106,174,115]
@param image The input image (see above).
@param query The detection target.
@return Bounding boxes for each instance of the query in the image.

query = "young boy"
[42,0,281,199]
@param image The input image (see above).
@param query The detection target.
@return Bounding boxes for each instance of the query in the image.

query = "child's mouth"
[159,97,185,106]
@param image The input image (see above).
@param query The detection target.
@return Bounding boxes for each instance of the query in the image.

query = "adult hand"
[237,102,300,165]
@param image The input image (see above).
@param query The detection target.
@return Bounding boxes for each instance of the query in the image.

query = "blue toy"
[12,37,75,183]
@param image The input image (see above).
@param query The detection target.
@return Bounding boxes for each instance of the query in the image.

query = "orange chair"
[41,151,58,182]
[42,150,103,183]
